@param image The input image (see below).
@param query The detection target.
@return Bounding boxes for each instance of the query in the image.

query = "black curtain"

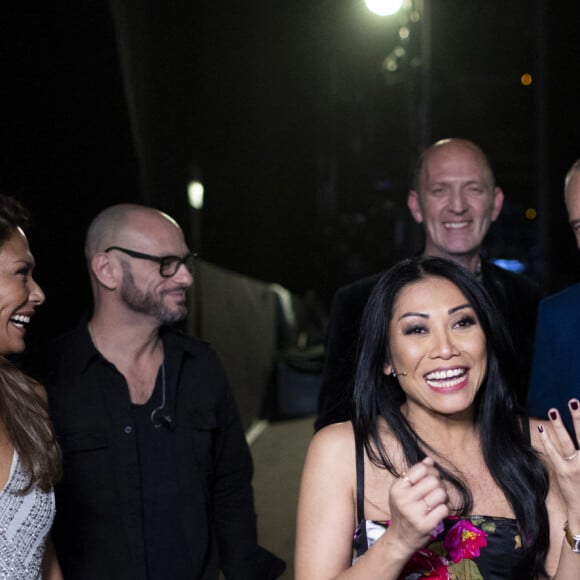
[107,0,206,238]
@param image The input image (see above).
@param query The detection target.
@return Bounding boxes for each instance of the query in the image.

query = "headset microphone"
[159,415,174,430]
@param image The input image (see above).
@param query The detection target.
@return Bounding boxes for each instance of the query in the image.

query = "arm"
[527,301,556,419]
[295,424,449,580]
[531,400,580,579]
[34,386,63,580]
[211,363,285,578]
[42,535,63,580]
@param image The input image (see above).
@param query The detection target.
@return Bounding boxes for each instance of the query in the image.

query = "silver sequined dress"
[0,450,55,579]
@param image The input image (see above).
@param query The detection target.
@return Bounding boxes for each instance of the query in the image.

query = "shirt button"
[124,426,132,434]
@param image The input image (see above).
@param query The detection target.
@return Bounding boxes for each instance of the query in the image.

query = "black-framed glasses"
[105,246,196,278]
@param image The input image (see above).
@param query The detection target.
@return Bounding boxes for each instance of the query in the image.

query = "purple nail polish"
[549,410,558,420]
[538,424,544,433]
[571,401,579,411]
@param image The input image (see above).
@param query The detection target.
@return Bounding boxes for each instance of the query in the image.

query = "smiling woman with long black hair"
[295,256,580,579]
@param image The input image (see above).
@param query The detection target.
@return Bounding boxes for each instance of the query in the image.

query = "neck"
[88,311,162,364]
[402,402,478,452]
[422,248,482,274]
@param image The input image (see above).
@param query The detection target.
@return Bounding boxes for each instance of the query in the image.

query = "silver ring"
[564,451,578,461]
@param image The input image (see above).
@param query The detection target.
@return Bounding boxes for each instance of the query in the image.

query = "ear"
[91,252,119,290]
[383,362,393,377]
[490,186,504,222]
[407,190,424,224]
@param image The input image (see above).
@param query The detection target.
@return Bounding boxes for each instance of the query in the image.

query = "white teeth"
[425,368,464,380]
[444,222,469,229]
[10,314,31,327]
[425,368,467,389]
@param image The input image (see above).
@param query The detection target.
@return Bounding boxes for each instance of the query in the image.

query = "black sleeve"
[213,366,286,579]
[315,282,371,431]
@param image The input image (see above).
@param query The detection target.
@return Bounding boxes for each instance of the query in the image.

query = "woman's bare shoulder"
[309,421,355,456]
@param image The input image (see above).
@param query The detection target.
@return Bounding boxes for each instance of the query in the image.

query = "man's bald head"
[412,138,496,192]
[85,204,181,263]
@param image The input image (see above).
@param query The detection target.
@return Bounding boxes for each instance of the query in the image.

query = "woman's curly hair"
[0,194,61,491]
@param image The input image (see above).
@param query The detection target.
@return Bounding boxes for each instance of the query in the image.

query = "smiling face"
[407,140,504,270]
[384,275,487,419]
[0,228,45,355]
[114,209,193,324]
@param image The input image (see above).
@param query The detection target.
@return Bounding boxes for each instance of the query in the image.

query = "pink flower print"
[443,520,488,563]
[401,548,449,579]
[429,519,445,542]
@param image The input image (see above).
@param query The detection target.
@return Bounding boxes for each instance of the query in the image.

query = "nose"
[447,188,467,214]
[29,276,46,306]
[429,327,459,360]
[173,261,194,287]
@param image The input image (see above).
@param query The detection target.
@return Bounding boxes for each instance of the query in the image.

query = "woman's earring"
[391,369,407,378]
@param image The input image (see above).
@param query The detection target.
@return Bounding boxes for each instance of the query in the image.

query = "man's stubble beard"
[120,267,187,324]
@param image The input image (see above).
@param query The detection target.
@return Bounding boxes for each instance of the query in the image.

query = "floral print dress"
[352,435,535,579]
[352,515,534,579]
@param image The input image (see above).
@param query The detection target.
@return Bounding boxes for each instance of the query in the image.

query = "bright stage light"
[364,0,404,17]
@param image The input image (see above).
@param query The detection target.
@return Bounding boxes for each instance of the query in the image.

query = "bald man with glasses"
[29,204,285,580]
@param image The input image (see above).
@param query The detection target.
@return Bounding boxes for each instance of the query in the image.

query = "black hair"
[352,256,549,577]
[0,194,31,242]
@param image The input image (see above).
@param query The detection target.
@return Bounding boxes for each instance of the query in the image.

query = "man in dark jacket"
[31,204,285,579]
[527,158,580,438]
[316,138,541,431]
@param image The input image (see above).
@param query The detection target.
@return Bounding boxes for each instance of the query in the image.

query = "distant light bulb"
[187,181,204,209]
[525,207,537,220]
[520,72,533,86]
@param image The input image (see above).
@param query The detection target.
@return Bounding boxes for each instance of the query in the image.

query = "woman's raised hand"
[386,456,450,556]
[537,400,580,517]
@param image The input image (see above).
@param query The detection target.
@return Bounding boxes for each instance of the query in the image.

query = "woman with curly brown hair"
[0,194,62,578]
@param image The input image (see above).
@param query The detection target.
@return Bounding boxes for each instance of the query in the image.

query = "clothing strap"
[354,427,365,524]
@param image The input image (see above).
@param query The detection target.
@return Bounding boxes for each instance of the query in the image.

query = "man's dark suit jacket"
[527,283,580,438]
[315,259,541,431]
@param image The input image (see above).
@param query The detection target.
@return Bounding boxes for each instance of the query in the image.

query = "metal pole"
[418,0,431,151]
[535,0,549,286]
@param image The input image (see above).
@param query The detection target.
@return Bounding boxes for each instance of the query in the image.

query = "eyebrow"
[13,258,34,266]
[397,303,472,321]
[430,179,484,187]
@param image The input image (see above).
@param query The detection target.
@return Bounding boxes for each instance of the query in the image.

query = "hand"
[387,456,450,556]
[536,399,580,521]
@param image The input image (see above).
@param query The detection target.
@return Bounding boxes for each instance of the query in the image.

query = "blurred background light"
[492,258,526,273]
[399,26,410,40]
[365,0,404,17]
[525,207,537,220]
[187,180,205,209]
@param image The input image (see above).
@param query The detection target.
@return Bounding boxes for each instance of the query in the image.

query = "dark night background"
[2,0,580,344]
